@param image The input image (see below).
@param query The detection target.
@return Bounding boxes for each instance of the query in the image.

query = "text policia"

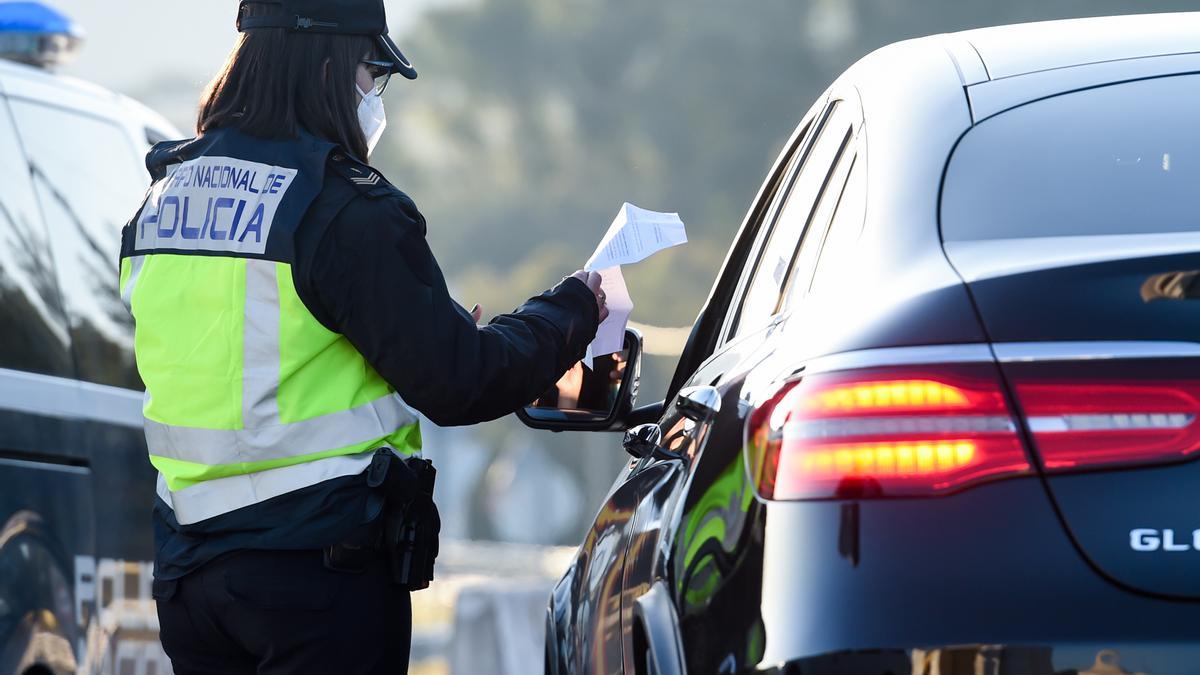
[135,156,297,256]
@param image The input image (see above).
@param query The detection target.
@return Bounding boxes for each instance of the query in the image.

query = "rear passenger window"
[781,146,856,305]
[803,152,865,297]
[943,74,1200,240]
[0,96,73,378]
[729,103,852,338]
[714,116,813,345]
[8,99,148,389]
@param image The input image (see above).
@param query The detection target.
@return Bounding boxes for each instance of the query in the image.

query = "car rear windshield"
[942,74,1200,241]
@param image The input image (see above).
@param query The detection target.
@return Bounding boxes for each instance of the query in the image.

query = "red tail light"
[745,364,1031,500]
[1005,361,1200,472]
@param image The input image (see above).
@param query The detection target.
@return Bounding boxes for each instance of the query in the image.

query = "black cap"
[237,0,417,80]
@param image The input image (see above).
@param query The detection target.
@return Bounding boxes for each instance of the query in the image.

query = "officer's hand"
[569,270,609,323]
[470,304,483,323]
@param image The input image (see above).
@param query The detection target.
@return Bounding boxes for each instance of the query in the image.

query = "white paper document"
[583,203,687,366]
[585,202,689,270]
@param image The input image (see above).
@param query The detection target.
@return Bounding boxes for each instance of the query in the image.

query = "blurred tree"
[375,0,826,343]
[376,0,1194,363]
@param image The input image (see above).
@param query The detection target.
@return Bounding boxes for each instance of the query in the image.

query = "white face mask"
[356,84,387,157]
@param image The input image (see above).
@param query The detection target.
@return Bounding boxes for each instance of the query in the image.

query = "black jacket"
[294,151,599,426]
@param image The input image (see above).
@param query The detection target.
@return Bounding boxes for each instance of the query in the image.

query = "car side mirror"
[517,328,642,432]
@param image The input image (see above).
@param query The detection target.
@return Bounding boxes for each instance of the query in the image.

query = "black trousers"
[155,549,411,674]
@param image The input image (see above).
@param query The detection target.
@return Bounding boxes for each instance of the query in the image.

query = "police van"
[0,3,177,673]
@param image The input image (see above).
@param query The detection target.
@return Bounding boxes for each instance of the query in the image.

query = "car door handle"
[675,385,722,423]
[623,423,686,463]
[623,423,662,459]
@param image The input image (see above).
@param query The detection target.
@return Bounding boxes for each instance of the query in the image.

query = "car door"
[559,98,822,675]
[1,79,162,674]
[617,94,863,674]
[0,80,96,675]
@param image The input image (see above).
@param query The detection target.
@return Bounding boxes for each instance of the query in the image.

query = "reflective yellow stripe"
[134,255,246,429]
[276,263,392,422]
[119,255,144,310]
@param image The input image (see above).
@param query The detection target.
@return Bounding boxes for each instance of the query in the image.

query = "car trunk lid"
[948,244,1200,598]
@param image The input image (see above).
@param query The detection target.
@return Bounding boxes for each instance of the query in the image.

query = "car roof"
[839,11,1200,133]
[0,56,120,106]
[839,11,1200,140]
[955,11,1200,80]
[784,10,1200,295]
[0,57,178,143]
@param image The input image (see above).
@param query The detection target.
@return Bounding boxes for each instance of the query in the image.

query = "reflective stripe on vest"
[156,450,380,525]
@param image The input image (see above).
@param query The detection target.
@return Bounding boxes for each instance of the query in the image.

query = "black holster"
[365,448,440,591]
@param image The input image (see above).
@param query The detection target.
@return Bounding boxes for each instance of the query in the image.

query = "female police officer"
[118,0,606,672]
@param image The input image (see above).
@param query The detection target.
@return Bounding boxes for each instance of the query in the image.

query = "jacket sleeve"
[299,191,599,427]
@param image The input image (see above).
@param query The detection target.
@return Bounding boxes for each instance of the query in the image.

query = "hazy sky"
[42,0,460,132]
[52,1,453,92]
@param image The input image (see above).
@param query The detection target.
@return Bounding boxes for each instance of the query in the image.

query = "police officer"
[119,1,606,672]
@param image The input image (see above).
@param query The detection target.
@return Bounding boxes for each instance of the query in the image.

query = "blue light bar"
[0,1,84,69]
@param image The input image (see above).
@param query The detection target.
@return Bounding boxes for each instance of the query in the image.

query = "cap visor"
[377,35,417,80]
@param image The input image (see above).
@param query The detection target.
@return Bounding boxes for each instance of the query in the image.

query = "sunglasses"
[360,59,395,95]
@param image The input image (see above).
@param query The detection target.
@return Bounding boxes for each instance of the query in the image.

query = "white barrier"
[449,581,554,675]
[415,539,574,675]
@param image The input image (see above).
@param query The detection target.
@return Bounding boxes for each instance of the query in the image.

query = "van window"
[8,99,148,389]
[943,74,1200,241]
[0,97,73,378]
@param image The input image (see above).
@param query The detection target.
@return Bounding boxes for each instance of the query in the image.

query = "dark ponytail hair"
[198,2,373,160]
